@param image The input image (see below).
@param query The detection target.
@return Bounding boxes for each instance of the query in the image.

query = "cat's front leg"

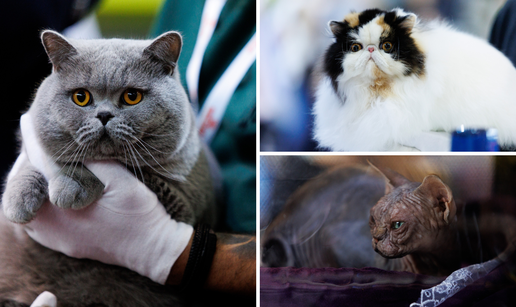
[2,159,48,224]
[48,163,104,210]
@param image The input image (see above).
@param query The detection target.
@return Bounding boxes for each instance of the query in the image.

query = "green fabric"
[151,0,256,233]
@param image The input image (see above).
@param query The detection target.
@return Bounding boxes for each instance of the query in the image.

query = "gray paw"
[2,168,48,224]
[49,175,91,209]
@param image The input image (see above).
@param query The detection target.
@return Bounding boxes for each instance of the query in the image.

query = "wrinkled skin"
[369,168,460,276]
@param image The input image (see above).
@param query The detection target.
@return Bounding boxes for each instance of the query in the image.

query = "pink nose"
[368,46,375,53]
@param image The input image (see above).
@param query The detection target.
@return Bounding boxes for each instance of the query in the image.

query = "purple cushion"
[261,263,516,307]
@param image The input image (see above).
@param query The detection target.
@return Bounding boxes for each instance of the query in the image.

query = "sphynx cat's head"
[368,165,456,259]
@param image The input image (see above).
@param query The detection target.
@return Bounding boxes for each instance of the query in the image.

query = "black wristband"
[179,223,217,293]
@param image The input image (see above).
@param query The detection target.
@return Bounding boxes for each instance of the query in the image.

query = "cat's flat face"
[369,174,455,258]
[324,8,425,92]
[369,183,424,258]
[31,31,193,167]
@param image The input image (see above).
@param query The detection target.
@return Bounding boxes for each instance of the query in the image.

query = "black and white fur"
[313,8,516,151]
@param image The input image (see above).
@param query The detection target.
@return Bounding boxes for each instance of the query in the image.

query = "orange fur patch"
[344,12,360,28]
[376,15,391,36]
[370,66,392,98]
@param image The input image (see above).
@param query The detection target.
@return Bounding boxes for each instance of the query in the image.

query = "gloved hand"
[30,291,57,307]
[18,112,193,284]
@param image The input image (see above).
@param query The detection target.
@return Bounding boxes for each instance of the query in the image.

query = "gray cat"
[0,30,217,306]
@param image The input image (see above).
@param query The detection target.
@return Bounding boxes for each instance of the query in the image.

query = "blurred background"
[260,0,508,151]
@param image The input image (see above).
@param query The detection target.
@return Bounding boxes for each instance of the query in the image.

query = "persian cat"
[313,8,516,151]
[0,30,217,306]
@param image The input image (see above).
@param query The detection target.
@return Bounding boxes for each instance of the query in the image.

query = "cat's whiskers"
[72,143,89,179]
[56,144,82,178]
[124,140,145,183]
[49,139,76,165]
[68,144,85,178]
[132,127,177,137]
[79,143,91,179]
[122,142,139,180]
[130,139,185,181]
[135,137,170,155]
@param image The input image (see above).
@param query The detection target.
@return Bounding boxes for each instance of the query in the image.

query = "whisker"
[125,141,145,183]
[132,127,176,137]
[50,139,76,166]
[133,136,170,155]
[79,143,90,179]
[131,140,184,181]
[123,142,138,179]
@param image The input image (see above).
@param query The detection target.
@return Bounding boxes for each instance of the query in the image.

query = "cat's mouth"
[374,247,407,259]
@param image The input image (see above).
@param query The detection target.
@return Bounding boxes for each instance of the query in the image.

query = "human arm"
[166,232,256,296]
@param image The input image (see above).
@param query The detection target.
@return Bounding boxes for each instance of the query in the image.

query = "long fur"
[313,8,516,151]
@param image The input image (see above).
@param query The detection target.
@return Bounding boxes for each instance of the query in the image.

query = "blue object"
[451,128,499,151]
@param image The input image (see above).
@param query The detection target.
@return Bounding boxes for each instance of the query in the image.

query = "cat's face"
[324,8,424,92]
[369,173,455,258]
[30,31,194,168]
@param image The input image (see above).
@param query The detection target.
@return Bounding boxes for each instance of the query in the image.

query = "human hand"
[19,112,193,284]
[30,291,57,307]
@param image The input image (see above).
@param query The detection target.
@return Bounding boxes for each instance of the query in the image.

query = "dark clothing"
[151,0,256,233]
[489,0,516,66]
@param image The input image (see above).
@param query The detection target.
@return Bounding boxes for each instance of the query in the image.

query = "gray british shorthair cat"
[0,30,217,306]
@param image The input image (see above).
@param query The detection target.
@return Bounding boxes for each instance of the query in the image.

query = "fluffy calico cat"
[0,30,217,306]
[313,8,516,151]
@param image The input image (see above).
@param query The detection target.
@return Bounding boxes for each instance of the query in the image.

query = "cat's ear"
[414,175,456,224]
[400,14,417,30]
[329,21,348,37]
[367,161,411,194]
[144,31,182,75]
[392,8,417,30]
[41,30,78,72]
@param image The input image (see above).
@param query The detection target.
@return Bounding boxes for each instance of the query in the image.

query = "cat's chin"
[375,248,407,259]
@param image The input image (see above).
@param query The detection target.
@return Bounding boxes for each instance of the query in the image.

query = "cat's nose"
[97,112,114,126]
[368,46,375,53]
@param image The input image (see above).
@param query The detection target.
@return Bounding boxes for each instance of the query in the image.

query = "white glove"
[20,112,193,284]
[30,291,57,307]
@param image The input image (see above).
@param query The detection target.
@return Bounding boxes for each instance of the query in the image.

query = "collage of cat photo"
[260,0,516,307]
[2,0,516,306]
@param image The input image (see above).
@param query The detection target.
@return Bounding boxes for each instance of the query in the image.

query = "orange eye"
[122,89,143,105]
[351,43,362,52]
[382,41,393,52]
[72,89,91,106]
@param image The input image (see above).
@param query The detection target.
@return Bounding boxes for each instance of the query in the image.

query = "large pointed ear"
[41,30,78,72]
[368,160,412,195]
[143,31,182,75]
[329,21,349,37]
[392,8,417,30]
[414,175,456,224]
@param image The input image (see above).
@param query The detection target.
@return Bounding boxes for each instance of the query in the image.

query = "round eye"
[122,89,143,105]
[351,43,362,52]
[72,89,91,107]
[382,41,393,52]
[392,221,404,229]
